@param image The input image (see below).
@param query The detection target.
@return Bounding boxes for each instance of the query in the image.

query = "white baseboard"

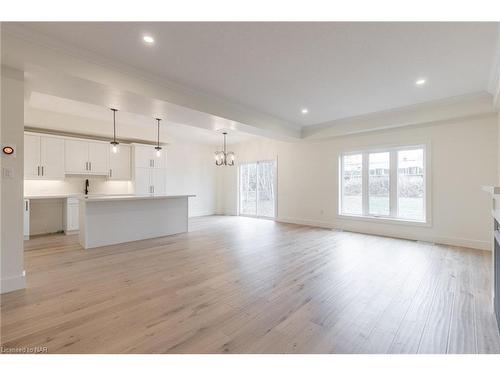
[0,272,26,294]
[276,216,491,251]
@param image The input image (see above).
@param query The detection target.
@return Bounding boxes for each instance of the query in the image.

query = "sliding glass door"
[239,160,276,218]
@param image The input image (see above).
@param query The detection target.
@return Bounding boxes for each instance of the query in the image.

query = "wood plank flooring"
[1,215,499,353]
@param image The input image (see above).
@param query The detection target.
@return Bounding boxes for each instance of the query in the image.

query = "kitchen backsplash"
[24,176,133,196]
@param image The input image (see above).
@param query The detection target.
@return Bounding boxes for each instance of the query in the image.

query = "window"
[369,152,390,216]
[239,160,276,218]
[340,145,427,223]
[341,154,362,215]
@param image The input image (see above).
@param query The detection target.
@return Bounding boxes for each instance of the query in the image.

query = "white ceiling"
[25,92,257,145]
[15,22,500,127]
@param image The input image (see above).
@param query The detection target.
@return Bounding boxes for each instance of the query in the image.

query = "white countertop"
[24,193,83,200]
[80,194,196,202]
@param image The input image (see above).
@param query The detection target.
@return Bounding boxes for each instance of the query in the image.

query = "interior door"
[239,162,257,216]
[40,136,65,179]
[88,141,109,174]
[24,134,41,179]
[257,161,276,218]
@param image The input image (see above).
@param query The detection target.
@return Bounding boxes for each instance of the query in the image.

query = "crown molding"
[302,91,496,139]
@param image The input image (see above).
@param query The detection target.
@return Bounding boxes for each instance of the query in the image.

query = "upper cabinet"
[64,139,109,175]
[109,144,131,180]
[24,134,65,180]
[24,132,133,181]
[88,142,109,175]
[132,144,166,169]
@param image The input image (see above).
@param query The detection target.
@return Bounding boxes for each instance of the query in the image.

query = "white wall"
[498,111,500,184]
[1,66,25,293]
[218,114,498,250]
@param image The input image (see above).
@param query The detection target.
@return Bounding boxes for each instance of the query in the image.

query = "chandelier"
[214,132,235,166]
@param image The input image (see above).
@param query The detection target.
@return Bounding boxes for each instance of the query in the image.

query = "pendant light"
[110,108,119,153]
[155,118,162,157]
[214,132,235,166]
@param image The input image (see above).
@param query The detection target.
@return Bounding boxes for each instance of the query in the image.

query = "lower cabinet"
[64,198,79,234]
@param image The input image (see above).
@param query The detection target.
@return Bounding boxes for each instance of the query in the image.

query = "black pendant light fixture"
[155,118,162,157]
[214,132,235,166]
[110,108,119,153]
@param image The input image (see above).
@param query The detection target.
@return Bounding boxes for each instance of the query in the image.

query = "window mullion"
[389,150,398,218]
[362,152,369,216]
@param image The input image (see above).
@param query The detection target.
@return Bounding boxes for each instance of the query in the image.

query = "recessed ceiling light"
[415,78,426,86]
[142,35,155,45]
[301,108,309,114]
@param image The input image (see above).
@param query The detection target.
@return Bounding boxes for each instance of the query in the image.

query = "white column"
[1,66,26,293]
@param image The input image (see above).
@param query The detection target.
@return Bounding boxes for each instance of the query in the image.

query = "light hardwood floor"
[1,215,500,354]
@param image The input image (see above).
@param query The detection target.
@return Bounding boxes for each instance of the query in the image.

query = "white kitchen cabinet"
[65,139,88,174]
[132,144,167,195]
[65,139,109,175]
[132,144,166,169]
[109,144,131,180]
[134,168,151,195]
[88,142,109,174]
[40,136,65,179]
[23,199,30,239]
[133,144,154,169]
[151,168,166,194]
[24,134,65,180]
[64,198,79,233]
[133,168,167,195]
[153,150,167,169]
[24,135,41,179]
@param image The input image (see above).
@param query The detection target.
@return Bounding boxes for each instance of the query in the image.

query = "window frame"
[338,143,430,226]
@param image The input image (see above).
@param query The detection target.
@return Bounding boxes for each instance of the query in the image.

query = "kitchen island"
[78,194,195,249]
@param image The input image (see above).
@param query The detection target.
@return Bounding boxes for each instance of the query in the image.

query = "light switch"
[2,167,14,179]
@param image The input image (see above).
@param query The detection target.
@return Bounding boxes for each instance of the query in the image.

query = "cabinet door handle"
[110,169,112,178]
[25,200,28,211]
[37,166,40,176]
[41,166,44,176]
[85,162,88,171]
[89,162,92,171]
